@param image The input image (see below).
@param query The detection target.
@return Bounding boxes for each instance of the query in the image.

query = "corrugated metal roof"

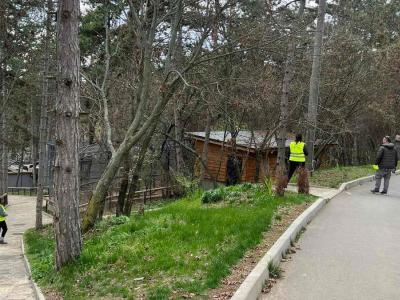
[186,131,295,149]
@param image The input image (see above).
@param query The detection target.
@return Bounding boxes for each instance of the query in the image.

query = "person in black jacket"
[371,136,398,194]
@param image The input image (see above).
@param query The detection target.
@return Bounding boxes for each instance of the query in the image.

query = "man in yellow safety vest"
[0,203,8,244]
[287,133,308,182]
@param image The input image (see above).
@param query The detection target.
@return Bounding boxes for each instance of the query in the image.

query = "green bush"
[94,215,130,231]
[201,188,225,203]
[175,175,200,194]
[239,183,254,191]
[201,184,259,204]
[225,190,242,203]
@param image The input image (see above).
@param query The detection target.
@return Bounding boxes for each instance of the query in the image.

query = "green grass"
[268,262,283,279]
[293,165,375,189]
[24,184,314,299]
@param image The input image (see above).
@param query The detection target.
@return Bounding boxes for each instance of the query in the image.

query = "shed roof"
[186,131,333,150]
[186,131,295,150]
[79,143,110,161]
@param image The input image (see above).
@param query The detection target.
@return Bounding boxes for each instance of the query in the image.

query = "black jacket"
[375,143,398,169]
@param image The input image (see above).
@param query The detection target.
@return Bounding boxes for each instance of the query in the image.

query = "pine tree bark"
[306,0,327,170]
[277,0,306,167]
[54,0,82,269]
[36,0,53,230]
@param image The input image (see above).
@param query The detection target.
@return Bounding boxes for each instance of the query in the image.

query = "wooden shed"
[186,131,283,184]
[187,131,335,184]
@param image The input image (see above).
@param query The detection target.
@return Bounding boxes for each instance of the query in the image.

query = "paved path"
[263,175,400,300]
[0,196,52,300]
[286,184,338,199]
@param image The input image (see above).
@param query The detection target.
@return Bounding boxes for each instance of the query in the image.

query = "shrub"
[95,215,130,231]
[175,175,200,195]
[297,167,310,194]
[268,262,283,279]
[201,188,225,204]
[262,176,274,196]
[225,190,243,203]
[239,182,254,192]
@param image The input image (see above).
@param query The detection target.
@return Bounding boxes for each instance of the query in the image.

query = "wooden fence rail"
[8,187,50,196]
[45,186,174,214]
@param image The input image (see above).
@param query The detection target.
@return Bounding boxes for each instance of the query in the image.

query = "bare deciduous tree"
[277,0,306,167]
[306,0,327,170]
[36,0,54,230]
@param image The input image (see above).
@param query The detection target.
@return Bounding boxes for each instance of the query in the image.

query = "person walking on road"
[287,133,308,182]
[0,203,8,244]
[371,136,398,195]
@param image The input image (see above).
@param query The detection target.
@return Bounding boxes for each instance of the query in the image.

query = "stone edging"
[21,236,46,300]
[231,173,382,300]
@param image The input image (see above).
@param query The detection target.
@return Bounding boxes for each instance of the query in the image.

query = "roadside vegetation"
[24,184,314,299]
[293,165,375,188]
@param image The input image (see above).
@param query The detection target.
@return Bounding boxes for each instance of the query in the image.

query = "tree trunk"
[31,128,38,187]
[200,110,212,182]
[254,150,263,182]
[16,148,24,187]
[116,156,130,216]
[123,123,157,216]
[167,0,184,174]
[352,135,359,165]
[82,0,185,232]
[54,0,82,269]
[277,0,306,167]
[0,0,8,201]
[36,0,53,230]
[306,0,327,171]
[174,99,185,174]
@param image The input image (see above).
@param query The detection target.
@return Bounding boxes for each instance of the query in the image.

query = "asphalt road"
[263,174,400,300]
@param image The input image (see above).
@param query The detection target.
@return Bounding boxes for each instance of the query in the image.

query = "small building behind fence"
[186,131,337,185]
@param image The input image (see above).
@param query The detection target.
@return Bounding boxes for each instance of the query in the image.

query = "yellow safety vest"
[289,141,306,162]
[0,204,6,222]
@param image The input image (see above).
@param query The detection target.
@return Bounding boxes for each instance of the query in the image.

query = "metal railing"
[8,187,50,196]
[45,186,174,214]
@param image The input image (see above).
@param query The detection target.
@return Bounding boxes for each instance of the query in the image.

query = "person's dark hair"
[295,133,303,143]
[384,136,391,143]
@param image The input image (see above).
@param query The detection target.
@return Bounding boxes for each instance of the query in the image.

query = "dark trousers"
[287,161,305,182]
[374,169,392,192]
[0,221,7,238]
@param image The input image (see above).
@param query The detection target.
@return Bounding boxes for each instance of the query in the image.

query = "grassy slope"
[292,165,375,189]
[25,186,313,300]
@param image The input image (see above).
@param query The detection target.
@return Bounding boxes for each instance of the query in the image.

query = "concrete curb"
[21,236,46,300]
[231,172,393,300]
